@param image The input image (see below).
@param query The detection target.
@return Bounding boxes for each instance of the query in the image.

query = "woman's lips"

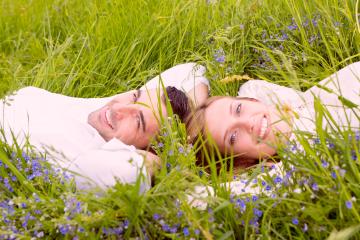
[257,114,271,142]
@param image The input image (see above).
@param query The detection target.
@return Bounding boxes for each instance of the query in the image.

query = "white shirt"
[0,63,209,190]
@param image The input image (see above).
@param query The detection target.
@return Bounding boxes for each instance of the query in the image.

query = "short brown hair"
[185,96,259,172]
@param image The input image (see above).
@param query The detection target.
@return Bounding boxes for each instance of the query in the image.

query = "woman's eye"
[236,103,242,114]
[229,132,237,145]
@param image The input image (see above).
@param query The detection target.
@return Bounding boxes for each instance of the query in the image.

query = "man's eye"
[136,115,141,129]
[133,93,137,103]
[229,132,237,145]
[236,103,242,114]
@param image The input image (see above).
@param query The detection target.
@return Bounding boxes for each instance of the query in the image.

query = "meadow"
[1,0,360,239]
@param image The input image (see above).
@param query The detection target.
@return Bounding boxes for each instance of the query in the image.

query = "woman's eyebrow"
[134,89,142,102]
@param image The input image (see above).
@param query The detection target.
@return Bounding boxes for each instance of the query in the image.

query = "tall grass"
[1,0,360,239]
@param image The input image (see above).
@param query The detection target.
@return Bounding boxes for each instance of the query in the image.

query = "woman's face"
[204,97,291,159]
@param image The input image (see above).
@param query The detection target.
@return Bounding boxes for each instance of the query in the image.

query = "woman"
[186,61,360,169]
[1,63,209,190]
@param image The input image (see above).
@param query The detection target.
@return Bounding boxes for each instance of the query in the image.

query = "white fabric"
[0,63,209,190]
[189,62,360,207]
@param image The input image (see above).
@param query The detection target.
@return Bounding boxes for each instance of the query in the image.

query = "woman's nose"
[234,116,253,133]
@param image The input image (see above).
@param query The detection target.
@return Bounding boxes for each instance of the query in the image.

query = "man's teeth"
[105,109,113,128]
[259,117,268,139]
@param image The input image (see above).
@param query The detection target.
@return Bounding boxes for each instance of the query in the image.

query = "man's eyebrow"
[139,111,146,132]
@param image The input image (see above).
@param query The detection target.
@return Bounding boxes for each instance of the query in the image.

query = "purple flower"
[157,142,164,148]
[312,183,319,191]
[345,200,352,209]
[252,195,259,202]
[236,199,246,212]
[162,224,170,232]
[253,208,263,217]
[123,219,129,229]
[292,218,299,225]
[183,227,190,236]
[321,159,329,168]
[153,213,160,221]
[59,224,70,235]
[265,185,271,191]
[176,211,183,218]
[214,48,226,63]
[287,24,298,31]
[170,226,178,233]
[331,171,337,179]
[274,176,282,184]
[194,229,200,235]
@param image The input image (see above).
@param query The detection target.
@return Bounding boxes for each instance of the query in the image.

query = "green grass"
[1,0,360,239]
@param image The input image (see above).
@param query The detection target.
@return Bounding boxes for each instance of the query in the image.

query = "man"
[0,63,209,190]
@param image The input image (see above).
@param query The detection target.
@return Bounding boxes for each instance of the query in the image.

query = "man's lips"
[102,107,114,129]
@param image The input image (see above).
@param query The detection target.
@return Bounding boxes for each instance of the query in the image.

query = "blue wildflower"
[168,150,174,156]
[265,185,271,191]
[157,142,164,148]
[124,219,129,229]
[274,176,282,184]
[253,208,263,218]
[162,224,170,232]
[59,224,70,235]
[252,195,258,202]
[236,199,246,212]
[34,209,42,215]
[292,218,299,225]
[194,229,200,235]
[331,172,337,179]
[312,183,319,191]
[356,131,360,141]
[4,178,13,192]
[345,200,352,209]
[214,48,226,63]
[166,162,171,169]
[321,159,329,168]
[176,211,183,218]
[261,180,266,186]
[183,227,190,236]
[153,213,160,221]
[170,226,178,233]
[178,147,184,154]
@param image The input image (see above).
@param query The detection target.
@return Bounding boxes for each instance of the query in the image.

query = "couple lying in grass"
[1,61,360,193]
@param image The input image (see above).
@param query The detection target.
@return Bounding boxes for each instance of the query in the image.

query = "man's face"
[88,89,167,149]
[204,97,291,160]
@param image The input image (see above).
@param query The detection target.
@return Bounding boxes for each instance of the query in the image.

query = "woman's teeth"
[259,117,268,139]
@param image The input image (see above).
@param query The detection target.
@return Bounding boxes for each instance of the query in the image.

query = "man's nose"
[113,106,138,121]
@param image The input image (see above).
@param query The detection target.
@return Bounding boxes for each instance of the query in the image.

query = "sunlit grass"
[1,0,360,239]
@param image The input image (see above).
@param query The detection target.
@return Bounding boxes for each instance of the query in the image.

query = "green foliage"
[1,0,360,239]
